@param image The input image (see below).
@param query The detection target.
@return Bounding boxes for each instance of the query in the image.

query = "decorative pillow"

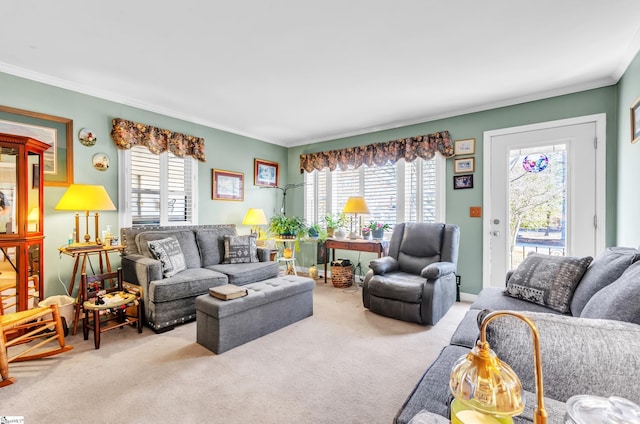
[503,253,593,313]
[580,260,640,324]
[147,237,187,278]
[570,247,640,316]
[222,234,258,264]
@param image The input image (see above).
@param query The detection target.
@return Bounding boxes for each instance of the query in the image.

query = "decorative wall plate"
[92,152,110,171]
[79,128,97,146]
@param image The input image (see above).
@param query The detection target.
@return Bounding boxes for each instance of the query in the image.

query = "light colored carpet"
[3,280,470,424]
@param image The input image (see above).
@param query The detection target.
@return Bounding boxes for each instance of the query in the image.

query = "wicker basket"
[331,263,353,288]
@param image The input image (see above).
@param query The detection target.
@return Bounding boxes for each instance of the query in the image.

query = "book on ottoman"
[209,284,248,301]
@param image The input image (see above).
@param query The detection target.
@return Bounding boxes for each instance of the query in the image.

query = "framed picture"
[0,105,73,186]
[453,174,474,190]
[454,157,475,174]
[454,138,475,156]
[213,169,244,201]
[254,158,279,187]
[631,96,640,144]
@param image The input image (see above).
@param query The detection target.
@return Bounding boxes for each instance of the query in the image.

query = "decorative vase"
[362,229,371,240]
[372,229,384,240]
[333,229,346,239]
[327,227,335,238]
[283,247,293,258]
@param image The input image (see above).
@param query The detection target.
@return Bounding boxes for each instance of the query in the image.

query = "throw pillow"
[147,237,187,278]
[570,247,640,316]
[503,253,592,313]
[223,234,258,264]
[581,260,640,324]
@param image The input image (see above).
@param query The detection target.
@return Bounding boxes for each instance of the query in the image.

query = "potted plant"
[268,214,306,239]
[324,213,347,238]
[367,221,391,239]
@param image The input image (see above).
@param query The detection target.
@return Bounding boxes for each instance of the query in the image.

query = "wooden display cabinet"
[0,133,48,313]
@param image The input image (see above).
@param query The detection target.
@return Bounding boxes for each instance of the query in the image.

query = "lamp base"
[451,399,513,424]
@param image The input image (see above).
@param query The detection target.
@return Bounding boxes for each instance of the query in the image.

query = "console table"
[323,238,389,284]
[58,244,125,334]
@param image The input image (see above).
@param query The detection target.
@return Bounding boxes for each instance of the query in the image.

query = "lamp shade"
[55,184,116,211]
[242,208,268,226]
[342,196,370,214]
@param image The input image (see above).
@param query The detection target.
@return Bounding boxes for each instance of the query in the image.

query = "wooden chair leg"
[0,330,15,387]
[93,310,100,349]
[83,308,89,341]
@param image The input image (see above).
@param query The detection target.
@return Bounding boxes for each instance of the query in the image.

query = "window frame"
[118,148,198,228]
[303,155,445,230]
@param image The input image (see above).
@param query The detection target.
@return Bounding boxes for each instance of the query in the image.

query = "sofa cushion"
[570,247,640,316]
[222,234,259,264]
[367,272,426,303]
[195,227,238,267]
[470,287,566,315]
[135,230,201,269]
[206,261,279,285]
[149,268,228,303]
[580,260,640,324]
[484,311,640,404]
[503,254,592,313]
[147,237,187,278]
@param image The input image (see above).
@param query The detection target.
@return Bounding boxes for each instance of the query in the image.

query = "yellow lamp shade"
[242,208,268,226]
[55,184,116,211]
[342,196,370,214]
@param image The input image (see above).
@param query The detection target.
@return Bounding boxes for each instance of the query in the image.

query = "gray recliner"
[362,222,460,326]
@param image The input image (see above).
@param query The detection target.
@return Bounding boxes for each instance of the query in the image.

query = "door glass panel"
[509,144,567,270]
[0,146,18,234]
[28,151,41,232]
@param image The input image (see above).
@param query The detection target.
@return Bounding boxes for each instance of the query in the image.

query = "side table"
[58,244,125,335]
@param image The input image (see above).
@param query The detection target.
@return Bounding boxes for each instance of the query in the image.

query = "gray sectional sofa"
[120,225,279,332]
[395,247,640,424]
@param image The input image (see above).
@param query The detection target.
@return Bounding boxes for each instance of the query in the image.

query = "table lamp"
[343,196,369,239]
[55,184,117,246]
[242,208,268,238]
[449,310,547,424]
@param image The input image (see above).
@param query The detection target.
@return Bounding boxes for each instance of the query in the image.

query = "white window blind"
[120,146,197,227]
[304,156,444,229]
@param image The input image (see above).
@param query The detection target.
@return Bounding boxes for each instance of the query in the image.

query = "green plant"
[324,213,347,229]
[268,214,306,238]
[366,221,391,231]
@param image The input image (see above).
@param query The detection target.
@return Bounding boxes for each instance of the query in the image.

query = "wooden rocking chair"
[1,303,73,387]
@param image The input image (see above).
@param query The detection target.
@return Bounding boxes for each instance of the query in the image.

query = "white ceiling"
[2,1,640,147]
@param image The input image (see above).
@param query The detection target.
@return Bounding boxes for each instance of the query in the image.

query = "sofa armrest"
[420,262,456,279]
[121,254,162,298]
[257,247,274,262]
[482,310,640,404]
[369,256,399,275]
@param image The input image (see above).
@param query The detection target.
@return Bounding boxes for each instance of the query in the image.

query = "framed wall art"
[0,105,73,186]
[631,96,640,144]
[453,174,474,190]
[254,158,279,187]
[454,138,475,156]
[213,169,244,201]
[454,157,475,174]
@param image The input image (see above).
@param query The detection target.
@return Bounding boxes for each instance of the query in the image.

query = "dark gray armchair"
[362,222,460,326]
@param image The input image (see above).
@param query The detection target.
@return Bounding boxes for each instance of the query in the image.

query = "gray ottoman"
[196,275,314,353]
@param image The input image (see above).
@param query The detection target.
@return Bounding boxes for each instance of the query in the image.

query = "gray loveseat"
[395,247,640,423]
[120,225,279,332]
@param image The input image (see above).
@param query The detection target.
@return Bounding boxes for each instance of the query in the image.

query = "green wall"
[0,72,287,298]
[288,87,619,295]
[616,51,640,246]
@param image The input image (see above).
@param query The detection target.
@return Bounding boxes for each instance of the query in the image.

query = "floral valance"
[299,131,453,173]
[111,118,206,162]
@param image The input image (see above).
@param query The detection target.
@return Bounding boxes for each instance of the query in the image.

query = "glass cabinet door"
[27,151,41,233]
[0,145,18,235]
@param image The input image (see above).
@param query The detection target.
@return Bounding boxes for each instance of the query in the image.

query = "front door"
[483,115,606,288]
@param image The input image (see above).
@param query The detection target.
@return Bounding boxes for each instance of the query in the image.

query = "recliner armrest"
[369,256,399,275]
[420,261,456,279]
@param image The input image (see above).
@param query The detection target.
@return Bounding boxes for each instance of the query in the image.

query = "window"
[118,146,197,227]
[304,156,445,229]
